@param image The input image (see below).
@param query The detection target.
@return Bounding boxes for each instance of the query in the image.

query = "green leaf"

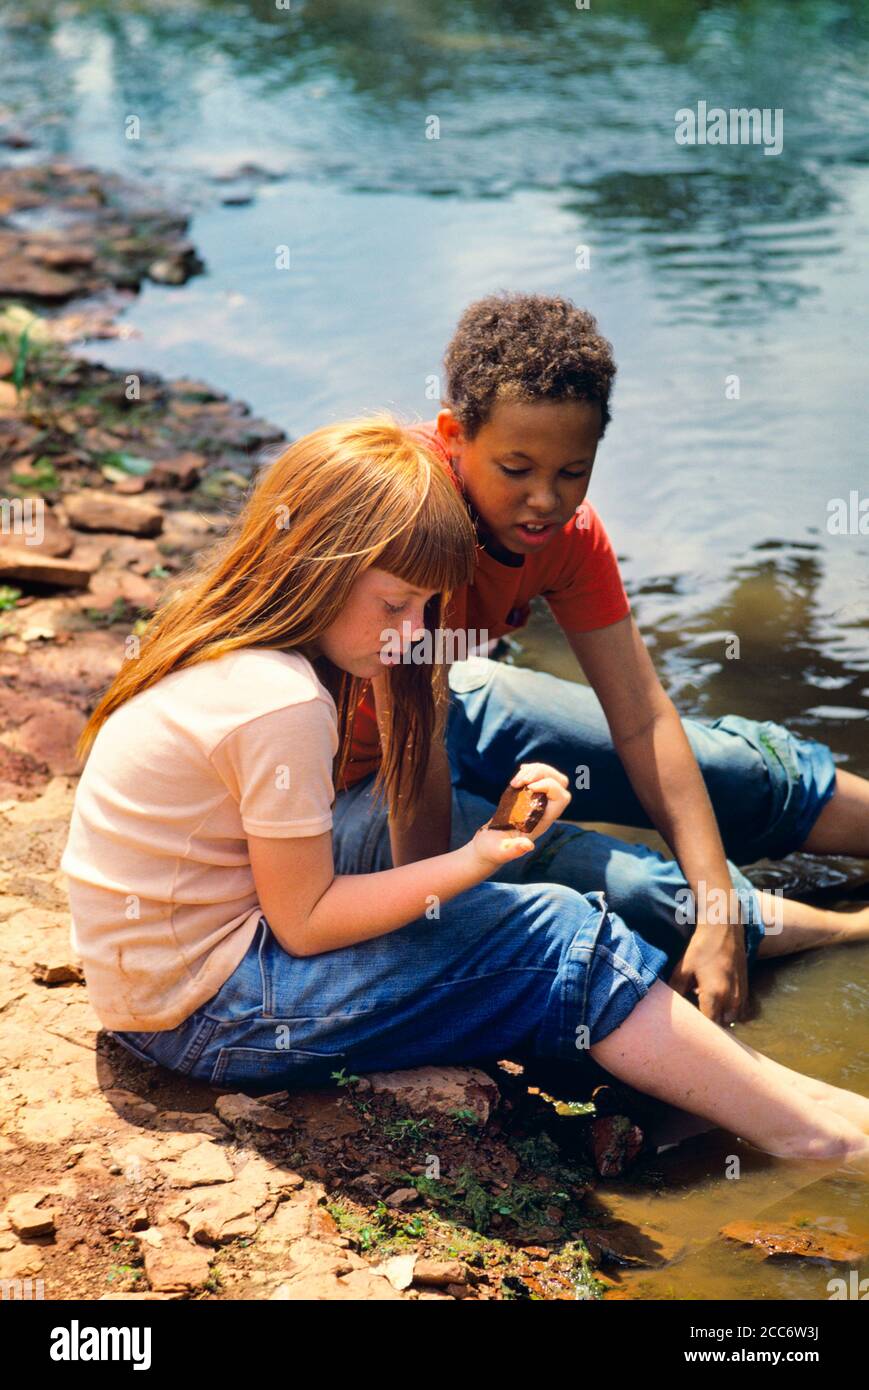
[0,586,22,612]
[102,451,155,476]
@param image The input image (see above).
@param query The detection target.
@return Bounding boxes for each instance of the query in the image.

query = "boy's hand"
[669,924,749,1026]
[470,763,570,868]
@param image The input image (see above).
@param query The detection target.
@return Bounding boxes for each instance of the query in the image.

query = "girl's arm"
[248,763,569,957]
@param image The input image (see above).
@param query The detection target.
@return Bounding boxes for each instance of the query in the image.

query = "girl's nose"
[397,606,427,651]
[406,609,427,644]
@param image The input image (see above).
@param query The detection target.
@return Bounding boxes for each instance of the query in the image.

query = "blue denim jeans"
[111,658,837,1091]
[432,656,838,964]
[444,658,838,867]
[112,890,669,1091]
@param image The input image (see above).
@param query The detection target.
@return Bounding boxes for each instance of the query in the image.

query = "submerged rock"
[721,1220,869,1263]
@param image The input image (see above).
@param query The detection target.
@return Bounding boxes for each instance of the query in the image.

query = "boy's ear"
[436,406,463,449]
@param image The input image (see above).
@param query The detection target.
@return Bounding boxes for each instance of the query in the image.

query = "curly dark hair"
[442,292,617,439]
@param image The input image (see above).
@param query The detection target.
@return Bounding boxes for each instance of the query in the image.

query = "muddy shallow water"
[2,0,867,1298]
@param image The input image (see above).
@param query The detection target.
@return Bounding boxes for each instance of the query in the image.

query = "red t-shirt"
[340,419,630,788]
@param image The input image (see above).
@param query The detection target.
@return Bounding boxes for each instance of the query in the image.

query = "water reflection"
[2,0,869,324]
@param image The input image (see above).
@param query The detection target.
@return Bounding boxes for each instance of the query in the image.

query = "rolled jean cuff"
[710,715,838,861]
[541,891,670,1056]
[728,864,766,964]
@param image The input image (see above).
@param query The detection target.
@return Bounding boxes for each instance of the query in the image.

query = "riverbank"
[1,155,695,1302]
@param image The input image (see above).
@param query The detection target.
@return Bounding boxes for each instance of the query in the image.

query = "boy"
[333,292,869,1026]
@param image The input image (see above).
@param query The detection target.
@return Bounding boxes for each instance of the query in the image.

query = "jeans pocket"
[111,1030,161,1064]
[208,1045,348,1091]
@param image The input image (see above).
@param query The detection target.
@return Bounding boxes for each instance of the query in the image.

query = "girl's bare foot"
[729,1035,869,1133]
[590,980,869,1166]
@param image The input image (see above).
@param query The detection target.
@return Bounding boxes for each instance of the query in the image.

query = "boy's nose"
[526,487,558,514]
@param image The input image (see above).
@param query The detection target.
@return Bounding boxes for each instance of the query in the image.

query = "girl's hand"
[469,762,571,869]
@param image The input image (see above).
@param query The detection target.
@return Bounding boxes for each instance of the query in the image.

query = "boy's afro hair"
[443,291,616,438]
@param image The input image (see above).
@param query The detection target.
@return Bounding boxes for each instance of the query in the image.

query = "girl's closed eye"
[384,600,407,615]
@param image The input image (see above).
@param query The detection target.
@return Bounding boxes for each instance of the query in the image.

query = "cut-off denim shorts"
[112,886,671,1092]
[111,657,836,1091]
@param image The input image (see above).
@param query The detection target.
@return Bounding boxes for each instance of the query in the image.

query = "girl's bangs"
[376,504,474,594]
[374,444,475,592]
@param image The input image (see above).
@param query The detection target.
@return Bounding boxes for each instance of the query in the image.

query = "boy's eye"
[498,464,588,480]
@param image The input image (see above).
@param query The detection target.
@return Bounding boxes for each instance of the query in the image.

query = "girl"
[60,414,869,1171]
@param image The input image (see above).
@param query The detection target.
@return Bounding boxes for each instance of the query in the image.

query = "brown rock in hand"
[489,782,548,834]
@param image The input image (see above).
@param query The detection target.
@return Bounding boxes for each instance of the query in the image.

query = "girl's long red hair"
[74,413,477,814]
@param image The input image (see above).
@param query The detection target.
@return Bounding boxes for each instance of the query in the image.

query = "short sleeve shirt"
[60,648,338,1030]
[342,419,630,787]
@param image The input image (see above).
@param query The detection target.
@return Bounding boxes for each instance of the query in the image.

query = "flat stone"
[32,959,84,986]
[100,1089,157,1123]
[160,1153,302,1245]
[155,1111,229,1140]
[364,1065,499,1126]
[63,490,163,538]
[256,1195,321,1252]
[269,1237,404,1301]
[0,1244,45,1278]
[0,548,94,589]
[721,1221,869,1264]
[160,1140,234,1189]
[270,1267,406,1300]
[0,255,79,300]
[413,1258,467,1288]
[143,1236,212,1292]
[2,697,86,777]
[147,452,204,490]
[5,1191,57,1238]
[169,1188,262,1246]
[371,1253,416,1291]
[99,1291,181,1300]
[384,1188,419,1209]
[215,1092,292,1132]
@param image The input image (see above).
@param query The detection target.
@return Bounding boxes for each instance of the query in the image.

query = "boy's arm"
[371,672,452,865]
[566,615,748,1026]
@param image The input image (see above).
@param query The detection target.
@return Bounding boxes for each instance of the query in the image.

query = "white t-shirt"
[60,647,339,1031]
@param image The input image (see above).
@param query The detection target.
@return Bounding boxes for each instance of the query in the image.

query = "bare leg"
[589,979,869,1166]
[727,1034,869,1132]
[798,768,869,857]
[754,891,869,958]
